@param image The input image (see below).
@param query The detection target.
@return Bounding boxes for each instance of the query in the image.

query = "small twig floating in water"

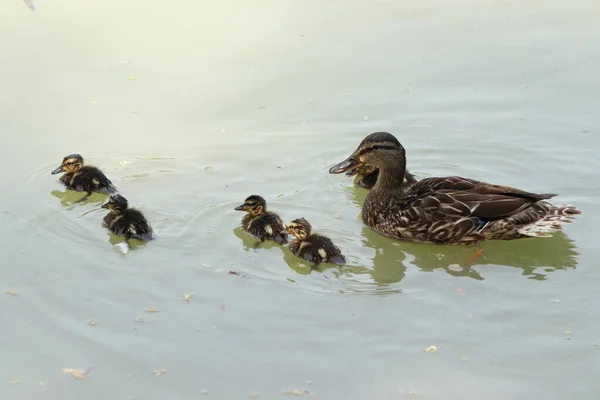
[23,0,35,11]
[77,208,103,219]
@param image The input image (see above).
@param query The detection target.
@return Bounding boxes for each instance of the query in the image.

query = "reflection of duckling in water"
[51,154,117,202]
[234,195,288,246]
[101,194,154,242]
[286,218,346,268]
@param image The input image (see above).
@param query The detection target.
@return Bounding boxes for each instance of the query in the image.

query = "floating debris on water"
[333,213,342,219]
[62,368,90,380]
[282,388,311,396]
[135,317,145,323]
[87,320,97,326]
[154,369,166,376]
[127,76,137,80]
[249,393,260,399]
[183,294,192,302]
[91,100,99,105]
[4,289,18,295]
[422,345,438,353]
[23,0,35,11]
[145,306,159,313]
[460,356,469,361]
[9,380,20,385]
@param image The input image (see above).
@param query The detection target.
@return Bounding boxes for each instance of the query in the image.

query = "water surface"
[1,0,599,399]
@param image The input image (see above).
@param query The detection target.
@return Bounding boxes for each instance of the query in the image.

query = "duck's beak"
[328,153,363,174]
[101,202,109,209]
[234,204,246,211]
[51,164,64,175]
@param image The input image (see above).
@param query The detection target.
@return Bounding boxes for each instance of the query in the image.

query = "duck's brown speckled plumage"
[329,132,581,245]
[101,194,154,242]
[51,154,117,201]
[235,195,288,244]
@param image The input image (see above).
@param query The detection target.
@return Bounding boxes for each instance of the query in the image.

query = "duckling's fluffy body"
[347,164,418,189]
[51,154,117,199]
[235,195,288,244]
[287,218,346,266]
[101,194,154,241]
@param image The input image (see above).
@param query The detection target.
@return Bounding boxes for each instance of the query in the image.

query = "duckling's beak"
[101,202,109,209]
[328,154,363,174]
[51,164,65,175]
[344,167,359,177]
[234,204,246,211]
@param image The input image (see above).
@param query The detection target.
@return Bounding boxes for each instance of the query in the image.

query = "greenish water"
[1,0,599,399]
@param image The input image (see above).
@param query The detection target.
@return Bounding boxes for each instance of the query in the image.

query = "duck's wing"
[407,176,556,221]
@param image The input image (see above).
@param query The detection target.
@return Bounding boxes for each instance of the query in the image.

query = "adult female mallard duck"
[51,154,117,202]
[234,195,288,245]
[101,194,154,242]
[329,132,581,245]
[344,163,418,189]
[285,218,346,267]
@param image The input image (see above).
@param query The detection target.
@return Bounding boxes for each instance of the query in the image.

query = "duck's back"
[290,234,345,265]
[61,166,117,194]
[108,209,154,241]
[242,212,287,243]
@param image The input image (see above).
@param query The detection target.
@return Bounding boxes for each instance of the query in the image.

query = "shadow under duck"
[234,195,288,245]
[286,218,346,267]
[101,194,154,242]
[51,154,117,202]
[329,132,581,245]
[345,163,418,189]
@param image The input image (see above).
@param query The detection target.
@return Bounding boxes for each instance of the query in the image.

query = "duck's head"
[234,195,267,216]
[328,132,405,174]
[101,194,128,214]
[51,154,84,175]
[285,218,312,240]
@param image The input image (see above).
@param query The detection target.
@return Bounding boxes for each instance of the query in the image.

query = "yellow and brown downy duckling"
[345,163,418,189]
[286,218,346,267]
[329,131,581,246]
[101,194,154,242]
[234,195,288,246]
[51,154,117,202]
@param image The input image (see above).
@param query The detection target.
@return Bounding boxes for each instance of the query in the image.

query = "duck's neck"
[371,159,406,191]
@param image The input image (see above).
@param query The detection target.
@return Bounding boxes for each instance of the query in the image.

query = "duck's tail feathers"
[518,204,581,237]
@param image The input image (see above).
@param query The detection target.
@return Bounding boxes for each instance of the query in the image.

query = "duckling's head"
[51,154,84,175]
[286,218,312,240]
[101,194,129,214]
[234,195,267,216]
[328,132,405,174]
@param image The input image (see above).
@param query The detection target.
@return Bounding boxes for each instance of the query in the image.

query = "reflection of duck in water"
[101,194,154,243]
[285,218,346,268]
[234,195,288,246]
[51,154,117,202]
[344,163,418,189]
[359,225,579,284]
[329,132,581,245]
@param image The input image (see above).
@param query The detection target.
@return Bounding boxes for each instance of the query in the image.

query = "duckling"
[101,194,154,242]
[286,218,346,267]
[234,195,288,246]
[346,164,418,189]
[51,154,117,202]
